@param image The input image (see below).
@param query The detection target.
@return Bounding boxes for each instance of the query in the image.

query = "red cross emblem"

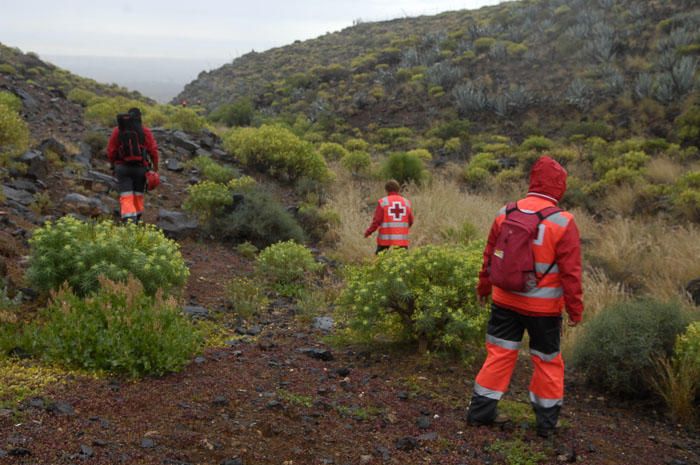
[388,201,406,221]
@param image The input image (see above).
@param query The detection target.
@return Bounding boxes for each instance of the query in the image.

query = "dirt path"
[1,242,699,465]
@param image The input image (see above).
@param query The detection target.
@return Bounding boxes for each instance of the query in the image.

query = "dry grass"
[600,184,644,217]
[587,217,700,300]
[651,355,698,426]
[325,173,501,263]
[646,157,685,185]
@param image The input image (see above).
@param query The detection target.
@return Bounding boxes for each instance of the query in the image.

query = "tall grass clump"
[571,299,692,398]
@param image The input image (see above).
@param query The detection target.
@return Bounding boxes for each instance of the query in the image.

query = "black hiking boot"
[467,413,510,427]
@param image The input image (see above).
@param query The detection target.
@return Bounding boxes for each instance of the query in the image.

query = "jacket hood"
[528,156,567,202]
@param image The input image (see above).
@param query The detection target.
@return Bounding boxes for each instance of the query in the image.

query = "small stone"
[221,458,243,465]
[360,455,373,464]
[397,391,409,400]
[28,397,45,408]
[140,437,155,449]
[79,444,94,457]
[335,367,351,377]
[212,396,229,407]
[298,347,334,361]
[8,448,31,456]
[0,449,6,457]
[313,316,334,332]
[395,436,418,451]
[418,432,438,442]
[92,439,108,447]
[47,401,75,416]
[417,415,431,430]
[266,400,283,410]
[194,356,207,364]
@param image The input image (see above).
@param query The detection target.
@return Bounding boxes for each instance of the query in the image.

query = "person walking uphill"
[364,180,414,254]
[106,107,159,222]
[466,155,583,438]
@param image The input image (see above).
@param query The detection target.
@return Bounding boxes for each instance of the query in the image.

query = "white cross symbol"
[388,201,406,221]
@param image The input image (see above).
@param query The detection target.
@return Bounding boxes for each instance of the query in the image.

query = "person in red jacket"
[467,155,583,438]
[106,108,159,222]
[364,180,414,254]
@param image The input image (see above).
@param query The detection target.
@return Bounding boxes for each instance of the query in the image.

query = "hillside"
[176,0,699,142]
[1,3,700,464]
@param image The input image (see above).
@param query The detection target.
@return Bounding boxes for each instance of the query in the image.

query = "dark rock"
[8,448,31,456]
[266,400,283,410]
[0,449,6,457]
[417,415,432,430]
[85,170,117,190]
[221,459,243,465]
[246,325,262,336]
[374,445,391,461]
[39,138,67,160]
[313,316,334,332]
[14,88,38,110]
[667,460,688,465]
[17,150,48,179]
[165,159,185,172]
[212,396,229,407]
[92,439,108,447]
[685,278,700,306]
[7,178,40,194]
[28,397,45,408]
[335,367,351,377]
[171,131,199,154]
[397,391,409,400]
[183,305,210,319]
[298,347,334,361]
[79,444,94,457]
[63,193,108,216]
[2,186,34,205]
[47,401,75,416]
[395,436,418,451]
[157,209,198,239]
[140,437,155,449]
[199,130,220,150]
[418,432,438,442]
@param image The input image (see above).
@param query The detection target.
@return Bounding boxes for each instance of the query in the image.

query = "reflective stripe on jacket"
[377,194,412,246]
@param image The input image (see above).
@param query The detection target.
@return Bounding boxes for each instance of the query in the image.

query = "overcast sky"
[1,0,504,100]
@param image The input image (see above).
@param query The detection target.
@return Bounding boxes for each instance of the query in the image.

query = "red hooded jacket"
[477,156,584,322]
[106,126,159,171]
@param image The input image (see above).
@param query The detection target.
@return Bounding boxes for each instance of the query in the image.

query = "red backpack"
[116,113,147,164]
[489,202,561,292]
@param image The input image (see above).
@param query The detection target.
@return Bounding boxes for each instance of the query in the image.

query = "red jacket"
[365,192,414,246]
[477,157,583,322]
[107,126,159,170]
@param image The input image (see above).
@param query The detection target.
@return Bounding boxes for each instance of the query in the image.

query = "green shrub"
[562,121,612,139]
[22,278,201,377]
[256,241,321,297]
[520,135,554,152]
[162,106,207,133]
[187,156,238,183]
[337,243,487,354]
[425,119,470,141]
[226,276,268,319]
[341,150,372,175]
[382,151,427,185]
[475,37,496,54]
[84,96,147,127]
[345,138,370,152]
[298,203,341,243]
[318,142,349,161]
[571,299,692,398]
[0,103,30,164]
[66,88,98,106]
[223,125,330,183]
[0,92,22,112]
[235,241,258,259]
[675,105,700,148]
[209,98,254,127]
[670,172,700,221]
[488,439,546,465]
[213,188,306,248]
[27,216,189,296]
[0,64,16,75]
[183,180,233,223]
[82,131,108,155]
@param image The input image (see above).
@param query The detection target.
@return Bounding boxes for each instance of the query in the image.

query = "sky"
[1,0,504,101]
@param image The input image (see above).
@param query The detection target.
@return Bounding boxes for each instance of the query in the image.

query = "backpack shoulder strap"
[535,206,562,221]
[504,201,518,215]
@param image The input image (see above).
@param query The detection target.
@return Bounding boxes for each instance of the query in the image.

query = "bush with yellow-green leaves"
[26,216,188,296]
[338,243,487,354]
[256,241,322,297]
[0,100,29,166]
[223,124,330,183]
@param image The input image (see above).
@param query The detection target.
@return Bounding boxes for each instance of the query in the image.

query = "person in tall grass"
[467,156,584,438]
[364,179,414,254]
